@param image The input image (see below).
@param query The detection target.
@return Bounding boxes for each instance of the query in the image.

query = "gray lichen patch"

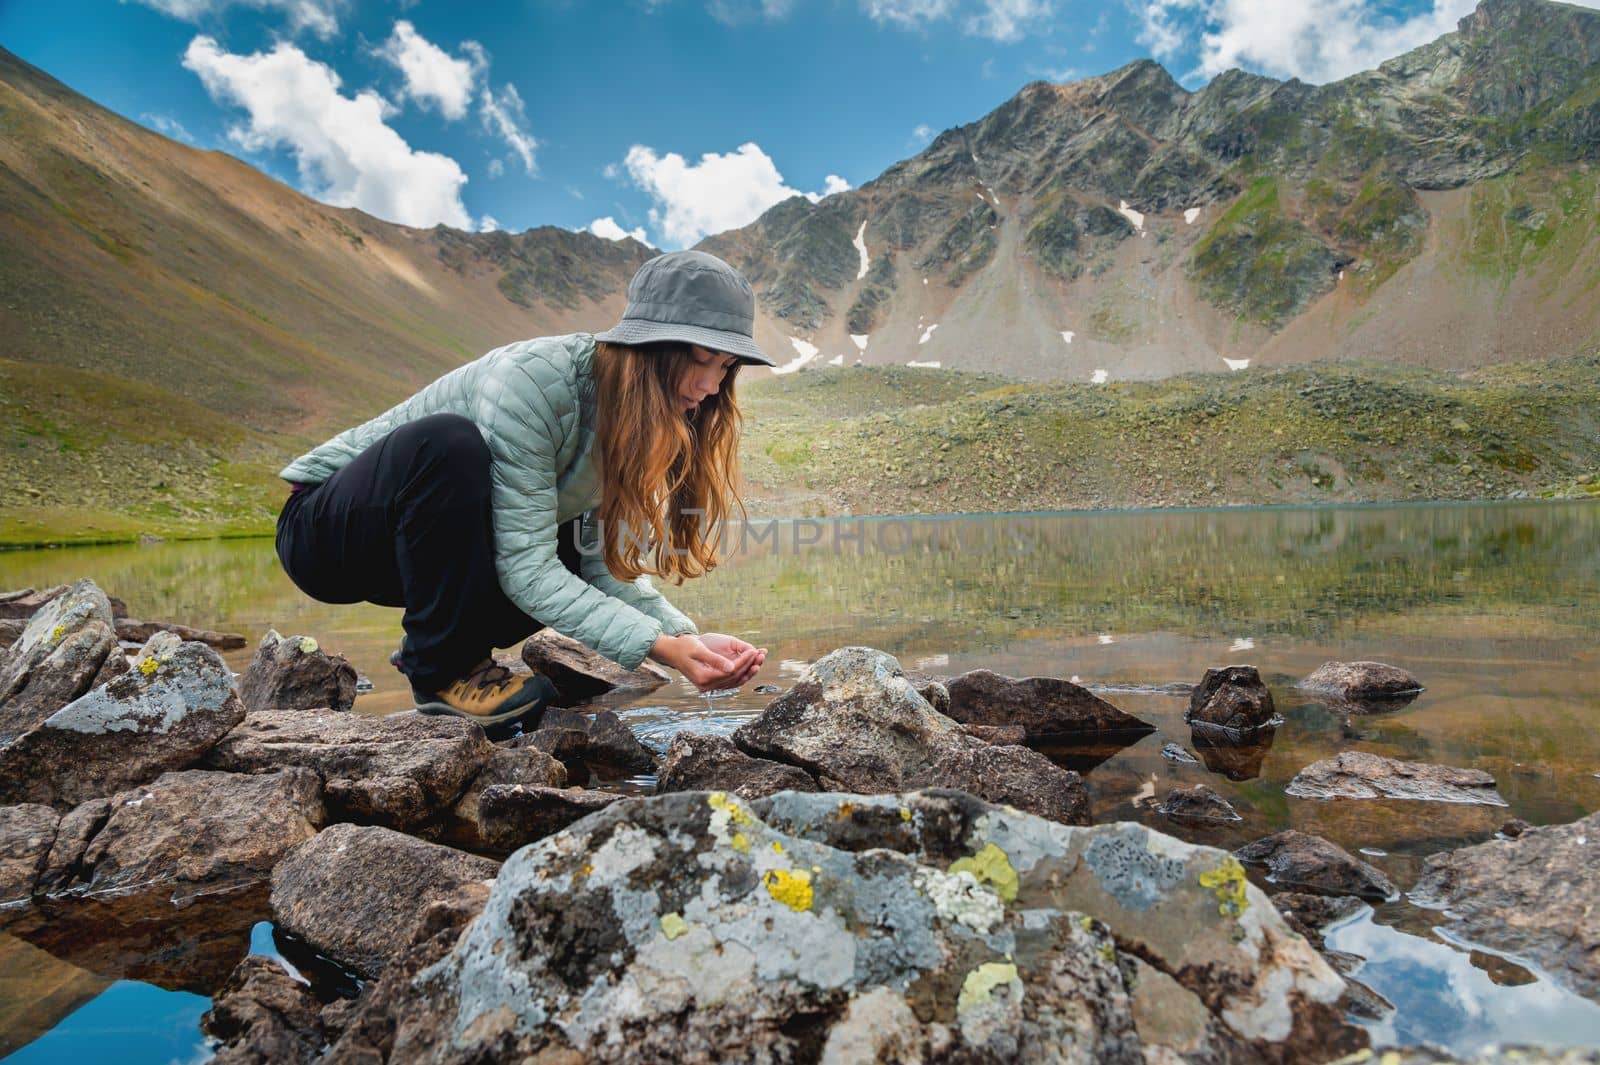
[1083,827,1188,913]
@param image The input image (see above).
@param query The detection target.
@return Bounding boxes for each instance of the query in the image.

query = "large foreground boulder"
[731,647,1090,824]
[0,632,245,808]
[1410,810,1600,1002]
[0,579,120,740]
[239,630,358,713]
[1235,830,1397,901]
[942,669,1155,740]
[328,789,1360,1063]
[1286,751,1507,806]
[270,823,498,979]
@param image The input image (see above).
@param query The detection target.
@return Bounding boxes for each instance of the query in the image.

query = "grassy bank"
[4,354,1598,548]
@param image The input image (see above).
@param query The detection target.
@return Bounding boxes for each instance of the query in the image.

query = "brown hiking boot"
[413,659,555,725]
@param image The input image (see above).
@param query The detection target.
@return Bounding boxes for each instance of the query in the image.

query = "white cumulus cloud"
[182,35,471,229]
[861,0,955,29]
[589,216,649,243]
[622,142,848,247]
[374,21,484,120]
[1130,0,1571,84]
[966,0,1052,42]
[478,214,500,232]
[133,0,342,38]
[480,82,538,175]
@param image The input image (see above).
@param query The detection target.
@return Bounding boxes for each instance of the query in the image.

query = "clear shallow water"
[2,500,1598,1057]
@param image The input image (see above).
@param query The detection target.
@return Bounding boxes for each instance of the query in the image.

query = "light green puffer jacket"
[278,332,698,671]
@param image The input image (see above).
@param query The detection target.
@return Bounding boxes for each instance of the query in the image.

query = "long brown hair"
[591,340,747,584]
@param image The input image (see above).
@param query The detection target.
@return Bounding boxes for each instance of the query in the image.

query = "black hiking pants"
[275,412,583,693]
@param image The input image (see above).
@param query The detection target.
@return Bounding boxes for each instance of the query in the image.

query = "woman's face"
[680,345,738,413]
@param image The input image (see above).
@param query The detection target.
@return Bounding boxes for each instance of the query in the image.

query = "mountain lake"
[1,499,1598,1060]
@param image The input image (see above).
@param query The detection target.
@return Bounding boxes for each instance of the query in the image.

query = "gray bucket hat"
[595,250,775,367]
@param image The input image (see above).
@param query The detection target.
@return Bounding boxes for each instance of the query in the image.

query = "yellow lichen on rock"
[731,832,751,853]
[949,843,1019,903]
[1198,855,1250,918]
[138,657,160,676]
[957,962,1021,1013]
[707,791,753,827]
[765,869,814,912]
[899,807,912,823]
[50,624,66,644]
[660,912,689,940]
[298,636,319,654]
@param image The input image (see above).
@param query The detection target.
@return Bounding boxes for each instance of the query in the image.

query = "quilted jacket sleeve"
[576,510,700,638]
[476,354,666,671]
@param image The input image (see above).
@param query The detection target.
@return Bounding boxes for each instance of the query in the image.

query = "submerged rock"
[1236,830,1397,901]
[1160,742,1199,764]
[656,733,818,799]
[474,784,622,852]
[330,789,1360,1063]
[0,632,245,809]
[1298,661,1423,700]
[0,579,120,742]
[1184,665,1280,735]
[239,630,358,713]
[1286,751,1507,806]
[202,710,503,836]
[1157,783,1242,823]
[271,823,498,980]
[521,628,671,703]
[1410,810,1600,1002]
[202,955,327,1065]
[943,668,1156,740]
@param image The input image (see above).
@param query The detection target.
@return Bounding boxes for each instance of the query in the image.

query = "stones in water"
[1184,664,1281,735]
[1235,830,1397,900]
[1410,810,1600,1002]
[238,629,358,713]
[537,706,657,775]
[1298,660,1423,701]
[521,628,671,704]
[0,578,120,743]
[1286,751,1508,806]
[325,789,1361,1063]
[731,647,1091,824]
[0,631,246,809]
[1156,783,1242,824]
[1160,742,1198,764]
[942,667,1156,740]
[905,743,1091,826]
[270,823,498,980]
[656,733,817,800]
[202,709,562,846]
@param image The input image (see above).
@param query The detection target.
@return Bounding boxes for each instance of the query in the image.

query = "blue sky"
[1,0,1561,247]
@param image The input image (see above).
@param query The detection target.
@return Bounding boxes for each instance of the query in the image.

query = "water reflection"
[1327,913,1600,1053]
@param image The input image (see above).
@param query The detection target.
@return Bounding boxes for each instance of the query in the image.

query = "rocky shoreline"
[1,579,1596,1062]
